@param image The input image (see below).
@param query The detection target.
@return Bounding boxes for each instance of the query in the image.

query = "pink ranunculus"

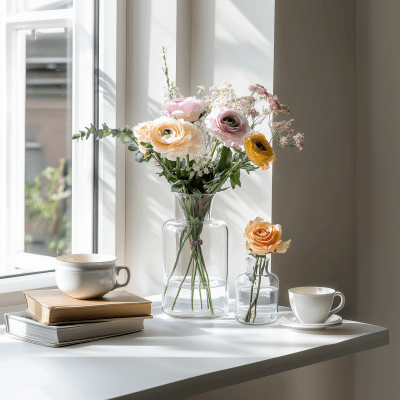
[205,106,250,147]
[162,97,205,123]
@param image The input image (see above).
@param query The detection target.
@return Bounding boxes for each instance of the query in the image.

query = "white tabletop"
[0,295,388,400]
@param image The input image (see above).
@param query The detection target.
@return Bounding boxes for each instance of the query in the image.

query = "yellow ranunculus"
[245,133,276,170]
[245,217,291,255]
[149,117,204,161]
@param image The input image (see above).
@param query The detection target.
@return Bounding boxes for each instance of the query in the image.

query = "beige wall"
[125,0,398,399]
[191,0,358,399]
[273,0,356,321]
[354,0,400,399]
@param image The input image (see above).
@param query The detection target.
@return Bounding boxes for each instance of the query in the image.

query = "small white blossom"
[197,86,205,95]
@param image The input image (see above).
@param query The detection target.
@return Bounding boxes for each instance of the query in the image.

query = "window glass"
[24,28,73,258]
[18,0,73,12]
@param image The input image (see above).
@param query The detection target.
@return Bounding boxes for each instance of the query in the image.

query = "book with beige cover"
[24,289,152,325]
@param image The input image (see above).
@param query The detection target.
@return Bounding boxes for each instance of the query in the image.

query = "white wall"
[125,0,178,295]
[125,0,274,298]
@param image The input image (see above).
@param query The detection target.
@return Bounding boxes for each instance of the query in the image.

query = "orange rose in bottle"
[244,217,291,255]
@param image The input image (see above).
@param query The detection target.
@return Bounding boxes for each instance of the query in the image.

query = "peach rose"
[149,116,204,161]
[133,121,153,156]
[245,217,291,255]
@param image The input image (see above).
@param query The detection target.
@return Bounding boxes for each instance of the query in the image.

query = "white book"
[4,311,150,347]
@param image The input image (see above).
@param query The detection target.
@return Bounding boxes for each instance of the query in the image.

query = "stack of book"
[4,289,152,347]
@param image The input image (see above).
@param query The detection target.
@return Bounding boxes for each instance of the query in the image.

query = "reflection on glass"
[24,28,72,259]
[19,0,73,12]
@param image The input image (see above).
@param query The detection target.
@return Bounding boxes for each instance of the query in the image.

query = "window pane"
[18,0,73,12]
[24,28,73,259]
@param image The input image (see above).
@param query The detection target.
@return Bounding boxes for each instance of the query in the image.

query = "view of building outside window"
[24,25,73,257]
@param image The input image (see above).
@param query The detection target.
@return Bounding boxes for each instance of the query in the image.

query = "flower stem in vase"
[163,193,229,318]
[252,260,266,323]
[196,245,214,315]
[163,228,190,296]
[244,255,265,323]
[171,252,194,311]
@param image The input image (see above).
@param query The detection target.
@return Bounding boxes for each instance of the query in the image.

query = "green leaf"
[128,144,139,152]
[171,180,186,192]
[135,152,146,163]
[216,146,232,173]
[120,134,134,144]
[233,169,241,186]
[72,134,80,140]
[140,141,153,149]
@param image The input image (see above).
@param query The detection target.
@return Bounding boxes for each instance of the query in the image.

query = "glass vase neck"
[174,193,215,221]
[246,254,271,276]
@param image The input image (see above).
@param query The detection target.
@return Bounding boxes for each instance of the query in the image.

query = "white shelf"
[0,295,388,400]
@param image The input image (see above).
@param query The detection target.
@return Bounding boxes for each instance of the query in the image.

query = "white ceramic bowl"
[55,254,130,300]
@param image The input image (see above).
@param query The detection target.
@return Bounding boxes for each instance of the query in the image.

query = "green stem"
[210,140,219,159]
[191,258,197,311]
[245,257,259,322]
[197,246,214,315]
[196,257,210,309]
[171,253,194,311]
[163,229,191,295]
[162,47,173,100]
[210,159,247,194]
[199,280,203,309]
[186,154,190,170]
[252,260,265,323]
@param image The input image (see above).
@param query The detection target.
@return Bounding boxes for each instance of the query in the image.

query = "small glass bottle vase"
[235,254,279,325]
[162,193,229,318]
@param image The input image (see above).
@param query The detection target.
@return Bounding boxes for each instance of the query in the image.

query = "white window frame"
[0,0,126,301]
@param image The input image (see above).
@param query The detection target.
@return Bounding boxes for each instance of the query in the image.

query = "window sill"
[0,296,389,400]
[0,252,56,306]
[0,271,56,296]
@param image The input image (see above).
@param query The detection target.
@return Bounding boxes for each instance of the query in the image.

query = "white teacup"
[288,287,345,324]
[56,254,131,300]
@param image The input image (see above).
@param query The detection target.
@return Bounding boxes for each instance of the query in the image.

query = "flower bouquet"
[73,47,304,317]
[235,218,290,325]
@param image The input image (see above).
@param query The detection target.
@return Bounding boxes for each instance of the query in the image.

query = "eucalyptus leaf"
[135,152,146,163]
[120,134,134,144]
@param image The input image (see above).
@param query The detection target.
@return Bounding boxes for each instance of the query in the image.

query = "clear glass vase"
[235,254,279,325]
[162,193,229,318]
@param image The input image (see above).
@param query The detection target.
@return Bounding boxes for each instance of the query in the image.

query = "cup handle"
[328,291,345,318]
[113,266,131,289]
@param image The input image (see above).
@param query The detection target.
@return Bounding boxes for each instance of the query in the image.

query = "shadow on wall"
[194,0,275,297]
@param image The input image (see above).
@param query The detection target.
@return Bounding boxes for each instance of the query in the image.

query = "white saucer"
[280,313,342,331]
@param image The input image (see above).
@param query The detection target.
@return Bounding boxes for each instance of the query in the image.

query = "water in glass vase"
[236,285,279,325]
[163,276,228,317]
